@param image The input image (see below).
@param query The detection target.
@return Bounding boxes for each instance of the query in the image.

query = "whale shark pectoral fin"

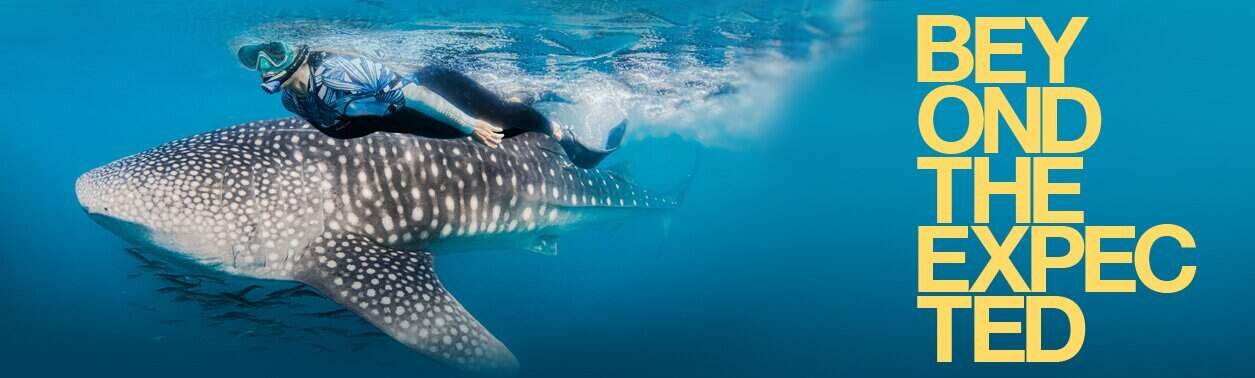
[294,232,518,375]
[525,235,559,256]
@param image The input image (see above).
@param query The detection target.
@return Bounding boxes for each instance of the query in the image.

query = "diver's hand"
[551,121,564,140]
[471,120,504,148]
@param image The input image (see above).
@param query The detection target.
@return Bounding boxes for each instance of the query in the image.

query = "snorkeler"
[237,41,623,168]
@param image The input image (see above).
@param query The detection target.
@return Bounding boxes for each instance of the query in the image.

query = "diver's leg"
[532,100,630,168]
[318,119,380,139]
[413,66,625,168]
[372,109,469,139]
[413,67,553,137]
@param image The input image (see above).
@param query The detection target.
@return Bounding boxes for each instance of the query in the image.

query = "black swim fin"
[559,120,627,169]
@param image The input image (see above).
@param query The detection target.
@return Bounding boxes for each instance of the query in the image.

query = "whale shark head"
[75,137,242,264]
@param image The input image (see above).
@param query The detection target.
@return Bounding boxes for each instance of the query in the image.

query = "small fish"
[348,342,371,354]
[244,318,285,328]
[350,331,386,339]
[156,287,187,294]
[157,319,183,325]
[300,308,351,318]
[172,291,217,302]
[210,311,255,321]
[266,283,307,296]
[306,343,334,353]
[315,327,352,337]
[246,345,269,352]
[128,301,156,312]
[137,264,166,273]
[235,285,263,298]
[157,274,200,288]
[124,247,153,264]
[183,274,227,285]
[285,289,324,299]
[280,302,309,310]
[258,326,287,337]
[199,298,234,308]
[218,292,257,307]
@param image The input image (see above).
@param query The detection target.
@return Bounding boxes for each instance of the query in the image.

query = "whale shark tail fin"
[664,150,700,206]
[294,232,518,376]
[655,153,699,237]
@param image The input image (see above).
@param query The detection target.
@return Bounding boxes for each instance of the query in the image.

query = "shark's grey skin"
[75,117,679,374]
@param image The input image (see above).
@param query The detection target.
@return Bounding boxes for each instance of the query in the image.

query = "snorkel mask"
[237,42,309,94]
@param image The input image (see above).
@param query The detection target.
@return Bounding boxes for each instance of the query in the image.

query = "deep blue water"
[1,1,1252,377]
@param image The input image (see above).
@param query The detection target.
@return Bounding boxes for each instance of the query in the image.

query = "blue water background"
[1,0,1252,377]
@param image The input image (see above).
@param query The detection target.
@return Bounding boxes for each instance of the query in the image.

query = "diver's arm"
[316,54,502,146]
[400,83,504,147]
[315,54,481,131]
[399,83,479,134]
[338,83,474,130]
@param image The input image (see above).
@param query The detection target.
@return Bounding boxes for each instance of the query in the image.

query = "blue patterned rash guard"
[275,51,624,168]
[282,52,411,134]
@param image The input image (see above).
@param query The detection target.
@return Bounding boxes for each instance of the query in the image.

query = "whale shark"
[75,117,684,374]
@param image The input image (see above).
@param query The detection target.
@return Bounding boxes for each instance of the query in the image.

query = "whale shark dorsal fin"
[293,232,519,375]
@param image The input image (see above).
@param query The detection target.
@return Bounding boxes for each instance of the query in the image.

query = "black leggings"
[328,66,552,139]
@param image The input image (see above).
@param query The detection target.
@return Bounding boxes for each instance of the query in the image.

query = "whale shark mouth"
[84,212,227,269]
[84,212,151,245]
